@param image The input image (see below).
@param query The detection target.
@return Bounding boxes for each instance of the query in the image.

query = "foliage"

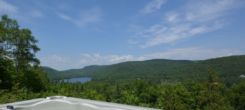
[228,81,245,110]
[1,79,244,110]
[0,58,15,89]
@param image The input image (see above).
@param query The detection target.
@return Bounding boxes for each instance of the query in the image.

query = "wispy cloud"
[141,0,167,14]
[40,54,136,70]
[139,21,223,48]
[29,10,43,18]
[40,47,243,70]
[0,0,18,15]
[56,12,72,21]
[57,7,103,27]
[142,47,242,60]
[0,0,44,24]
[133,0,241,48]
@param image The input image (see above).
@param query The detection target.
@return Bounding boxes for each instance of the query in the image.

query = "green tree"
[13,28,40,72]
[0,15,48,92]
[0,15,19,59]
[0,15,18,90]
[0,58,15,89]
[157,85,191,110]
[120,90,139,105]
[81,89,105,100]
[23,67,49,92]
[229,81,245,110]
[197,69,233,110]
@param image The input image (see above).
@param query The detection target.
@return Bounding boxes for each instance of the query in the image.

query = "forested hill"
[43,55,245,84]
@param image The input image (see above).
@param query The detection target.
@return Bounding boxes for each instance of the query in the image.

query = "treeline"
[44,55,245,86]
[0,15,245,110]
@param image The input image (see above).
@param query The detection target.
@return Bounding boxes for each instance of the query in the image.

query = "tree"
[81,89,105,100]
[0,15,47,91]
[229,81,245,110]
[0,58,15,89]
[0,15,19,59]
[13,28,40,72]
[157,85,191,110]
[0,15,40,71]
[23,67,49,92]
[197,69,234,110]
[0,15,18,90]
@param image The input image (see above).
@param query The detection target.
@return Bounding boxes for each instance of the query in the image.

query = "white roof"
[0,96,159,110]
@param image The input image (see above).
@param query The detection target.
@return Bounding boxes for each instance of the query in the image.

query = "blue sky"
[0,0,245,70]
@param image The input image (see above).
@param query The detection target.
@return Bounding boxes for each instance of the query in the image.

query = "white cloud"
[0,0,18,15]
[40,47,244,70]
[57,7,103,27]
[40,54,136,70]
[0,0,44,24]
[133,0,241,48]
[141,0,167,14]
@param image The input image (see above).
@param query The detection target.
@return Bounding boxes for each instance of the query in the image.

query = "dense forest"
[44,55,245,85]
[0,15,245,110]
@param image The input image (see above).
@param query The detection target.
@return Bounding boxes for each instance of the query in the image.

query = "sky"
[0,0,245,70]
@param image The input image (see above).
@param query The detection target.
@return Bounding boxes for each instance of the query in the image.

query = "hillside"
[42,66,60,78]
[43,55,245,84]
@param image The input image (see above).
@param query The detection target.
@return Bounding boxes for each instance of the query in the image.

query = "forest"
[0,15,245,110]
[44,55,245,86]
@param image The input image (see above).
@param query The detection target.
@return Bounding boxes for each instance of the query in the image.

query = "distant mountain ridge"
[43,55,245,84]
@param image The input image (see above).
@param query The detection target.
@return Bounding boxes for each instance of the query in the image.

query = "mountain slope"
[41,66,60,79]
[43,55,245,84]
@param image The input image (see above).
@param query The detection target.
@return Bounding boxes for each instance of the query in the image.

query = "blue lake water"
[63,77,92,83]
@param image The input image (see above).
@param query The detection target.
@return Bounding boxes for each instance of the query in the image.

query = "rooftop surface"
[0,96,159,110]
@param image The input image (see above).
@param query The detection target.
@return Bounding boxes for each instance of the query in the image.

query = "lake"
[63,77,92,83]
